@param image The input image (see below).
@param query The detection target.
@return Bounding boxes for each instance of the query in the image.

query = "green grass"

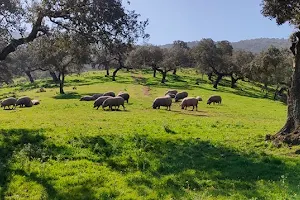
[0,69,299,200]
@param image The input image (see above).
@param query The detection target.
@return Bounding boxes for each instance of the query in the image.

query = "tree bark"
[173,68,177,75]
[105,65,110,77]
[161,71,167,83]
[152,67,157,78]
[59,72,65,94]
[207,72,213,82]
[112,64,124,81]
[263,83,268,97]
[112,56,124,81]
[112,66,122,81]
[231,75,242,88]
[274,86,279,100]
[213,74,223,89]
[49,71,59,83]
[25,71,34,83]
[270,37,300,145]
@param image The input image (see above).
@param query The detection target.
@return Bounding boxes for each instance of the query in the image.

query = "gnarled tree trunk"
[112,56,124,81]
[161,71,167,83]
[105,65,110,77]
[152,66,157,77]
[263,83,268,97]
[231,74,242,88]
[155,67,169,83]
[213,74,223,89]
[25,71,34,83]
[173,68,177,75]
[207,72,213,82]
[112,66,122,81]
[273,86,279,100]
[49,71,59,83]
[270,38,300,145]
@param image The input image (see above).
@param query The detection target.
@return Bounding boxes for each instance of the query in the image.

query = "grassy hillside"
[0,69,299,200]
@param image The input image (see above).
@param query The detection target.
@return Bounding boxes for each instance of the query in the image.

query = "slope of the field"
[0,69,299,200]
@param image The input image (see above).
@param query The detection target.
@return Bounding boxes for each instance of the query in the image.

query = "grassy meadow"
[0,69,299,200]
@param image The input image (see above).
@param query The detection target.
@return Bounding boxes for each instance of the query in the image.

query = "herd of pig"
[0,89,222,111]
[80,89,222,111]
[152,90,222,111]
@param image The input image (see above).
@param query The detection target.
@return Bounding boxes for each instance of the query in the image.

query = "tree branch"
[0,12,45,60]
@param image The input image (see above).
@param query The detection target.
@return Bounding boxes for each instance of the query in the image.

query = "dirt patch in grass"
[143,86,151,96]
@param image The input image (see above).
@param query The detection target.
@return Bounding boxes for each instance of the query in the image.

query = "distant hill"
[160,38,290,53]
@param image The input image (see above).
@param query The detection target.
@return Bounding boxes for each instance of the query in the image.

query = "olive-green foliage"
[261,0,300,26]
[0,69,299,200]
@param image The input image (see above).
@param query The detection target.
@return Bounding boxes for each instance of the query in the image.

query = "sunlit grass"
[0,69,299,200]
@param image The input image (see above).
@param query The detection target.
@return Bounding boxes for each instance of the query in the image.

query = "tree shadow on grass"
[131,76,147,85]
[171,110,209,117]
[0,128,75,199]
[53,92,81,100]
[151,138,300,199]
[81,134,300,199]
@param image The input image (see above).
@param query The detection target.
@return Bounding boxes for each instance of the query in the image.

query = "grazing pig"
[165,93,176,98]
[181,97,200,111]
[16,96,33,107]
[0,97,17,110]
[80,96,95,101]
[207,95,222,105]
[152,96,172,110]
[103,91,115,97]
[31,100,40,105]
[92,93,103,99]
[93,96,111,110]
[117,92,130,103]
[196,96,203,101]
[165,90,178,96]
[175,91,188,102]
[102,96,125,110]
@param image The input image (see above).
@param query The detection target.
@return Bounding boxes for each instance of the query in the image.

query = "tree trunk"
[59,72,65,94]
[112,58,124,81]
[231,75,239,88]
[25,71,34,83]
[152,67,157,78]
[273,86,279,100]
[49,71,59,83]
[161,71,167,83]
[213,74,223,89]
[105,65,110,77]
[207,72,213,82]
[270,40,300,145]
[173,68,177,75]
[112,67,122,81]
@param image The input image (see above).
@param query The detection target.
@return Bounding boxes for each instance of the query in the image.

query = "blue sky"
[124,0,295,45]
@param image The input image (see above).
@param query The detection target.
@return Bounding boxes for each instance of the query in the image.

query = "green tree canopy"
[0,0,148,60]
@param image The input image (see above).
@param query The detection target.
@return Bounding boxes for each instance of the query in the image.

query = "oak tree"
[262,0,300,145]
[0,0,148,61]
